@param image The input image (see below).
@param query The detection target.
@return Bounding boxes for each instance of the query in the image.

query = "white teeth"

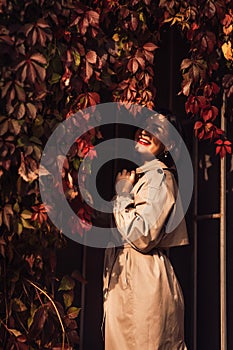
[139,138,150,145]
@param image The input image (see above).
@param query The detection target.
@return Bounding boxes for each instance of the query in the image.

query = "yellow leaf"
[222,41,233,61]
[21,209,32,219]
[112,33,120,42]
[223,24,233,35]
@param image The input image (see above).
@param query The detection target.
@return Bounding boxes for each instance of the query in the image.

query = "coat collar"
[136,158,166,174]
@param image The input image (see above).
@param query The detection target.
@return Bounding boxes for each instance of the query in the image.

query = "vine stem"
[3,258,8,347]
[25,279,66,350]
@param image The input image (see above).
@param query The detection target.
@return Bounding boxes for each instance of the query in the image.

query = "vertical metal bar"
[79,244,87,350]
[169,28,174,112]
[220,92,227,350]
[193,137,198,350]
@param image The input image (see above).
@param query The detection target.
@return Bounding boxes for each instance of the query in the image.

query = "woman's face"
[135,126,165,158]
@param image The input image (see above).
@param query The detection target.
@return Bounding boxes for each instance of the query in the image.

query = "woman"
[103,112,189,349]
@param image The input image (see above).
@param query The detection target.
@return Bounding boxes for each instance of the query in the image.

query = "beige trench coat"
[103,159,189,350]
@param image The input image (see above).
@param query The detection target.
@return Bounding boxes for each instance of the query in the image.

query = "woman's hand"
[115,169,135,194]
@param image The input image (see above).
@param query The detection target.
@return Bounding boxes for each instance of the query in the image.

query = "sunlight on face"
[135,127,165,159]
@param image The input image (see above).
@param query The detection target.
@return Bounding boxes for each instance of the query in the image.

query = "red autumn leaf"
[9,119,21,135]
[185,95,209,114]
[31,204,48,224]
[26,102,37,119]
[77,205,92,227]
[194,120,216,140]
[86,10,100,28]
[63,49,73,66]
[0,26,14,45]
[14,81,26,101]
[16,53,47,84]
[33,61,46,81]
[187,22,199,40]
[30,53,47,65]
[28,63,37,83]
[136,56,145,69]
[1,81,11,98]
[180,58,192,70]
[181,78,192,96]
[0,119,8,135]
[143,42,158,52]
[3,204,13,230]
[37,18,50,29]
[215,139,232,158]
[88,92,100,106]
[86,50,97,64]
[221,13,232,27]
[37,28,47,46]
[201,106,218,122]
[78,16,88,34]
[203,0,216,19]
[61,66,72,87]
[24,19,51,47]
[203,82,220,97]
[222,74,233,98]
[127,58,139,74]
[15,102,26,119]
[85,61,93,82]
[131,14,138,31]
[18,153,38,182]
[194,31,216,54]
[76,136,96,159]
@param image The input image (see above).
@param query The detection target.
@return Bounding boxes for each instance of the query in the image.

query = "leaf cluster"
[159,0,233,155]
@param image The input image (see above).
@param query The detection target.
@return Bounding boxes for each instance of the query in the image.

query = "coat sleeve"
[113,171,176,253]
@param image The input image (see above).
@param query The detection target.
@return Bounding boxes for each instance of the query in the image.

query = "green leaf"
[28,305,48,338]
[34,114,44,126]
[73,158,80,170]
[63,290,74,309]
[33,145,42,160]
[72,49,81,68]
[21,209,32,219]
[28,304,37,329]
[13,202,20,213]
[59,275,75,291]
[139,12,145,22]
[12,298,27,312]
[8,328,22,337]
[18,222,23,235]
[67,306,81,319]
[21,218,34,229]
[29,136,42,145]
[49,72,61,85]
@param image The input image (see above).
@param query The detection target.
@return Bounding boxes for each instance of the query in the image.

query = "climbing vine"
[0,0,232,348]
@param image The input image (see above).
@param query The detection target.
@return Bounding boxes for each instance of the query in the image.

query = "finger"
[130,171,136,183]
[116,172,122,181]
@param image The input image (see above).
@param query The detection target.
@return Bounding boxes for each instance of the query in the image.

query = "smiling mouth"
[137,137,151,146]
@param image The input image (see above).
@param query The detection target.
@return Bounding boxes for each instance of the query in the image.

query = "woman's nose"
[141,129,151,137]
